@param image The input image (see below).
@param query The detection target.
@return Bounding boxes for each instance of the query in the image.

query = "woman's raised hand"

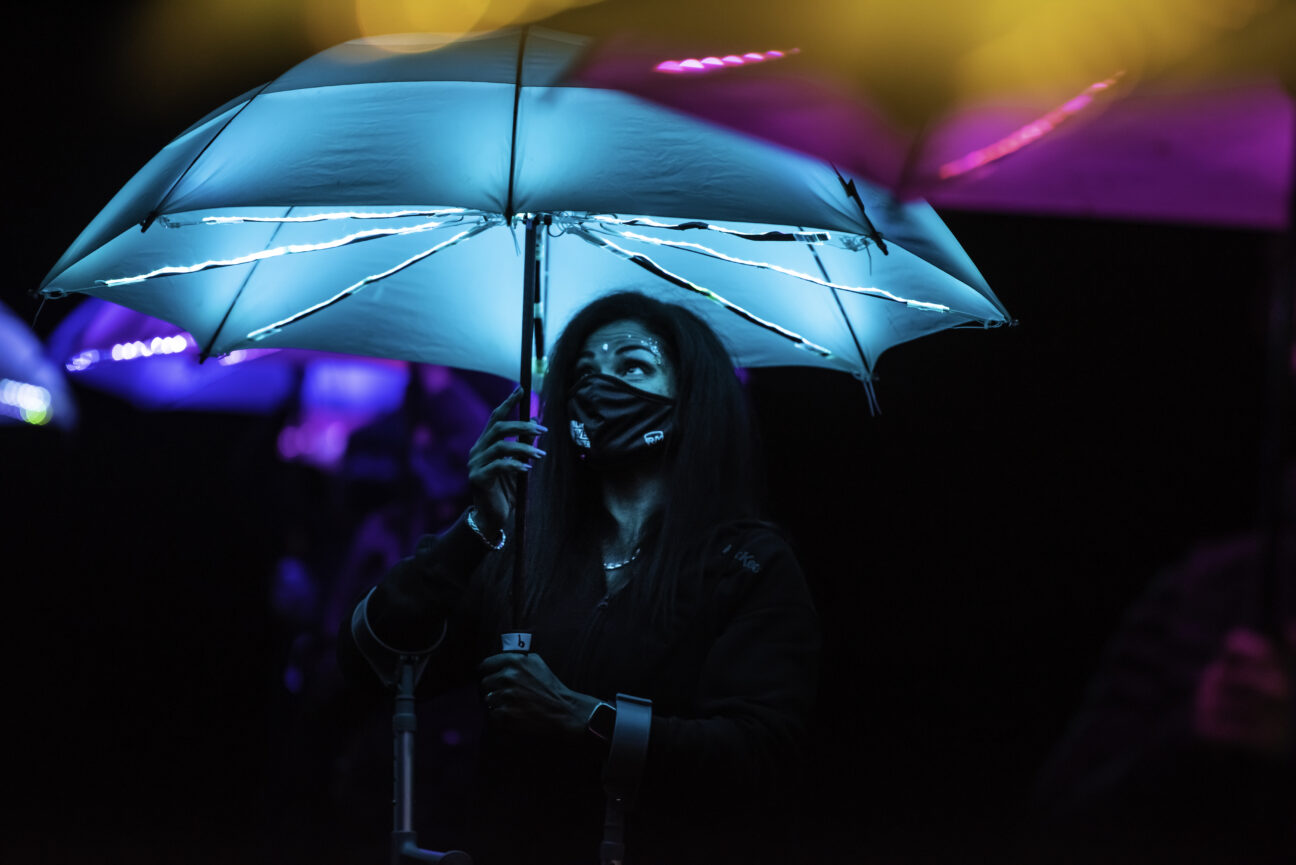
[466,387,546,536]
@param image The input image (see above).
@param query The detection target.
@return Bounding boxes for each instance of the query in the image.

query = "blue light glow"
[0,377,52,425]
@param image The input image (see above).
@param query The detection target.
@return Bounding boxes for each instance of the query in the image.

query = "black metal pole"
[510,215,539,634]
[389,659,471,865]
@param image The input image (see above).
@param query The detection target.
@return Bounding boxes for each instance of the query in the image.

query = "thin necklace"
[603,547,641,570]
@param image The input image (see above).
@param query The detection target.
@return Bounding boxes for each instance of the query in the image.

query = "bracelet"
[466,507,506,550]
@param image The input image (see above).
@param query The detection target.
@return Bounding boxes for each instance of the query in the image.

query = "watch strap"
[600,693,652,865]
[586,701,616,741]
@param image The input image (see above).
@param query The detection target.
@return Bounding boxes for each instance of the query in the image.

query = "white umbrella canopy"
[38,28,1009,384]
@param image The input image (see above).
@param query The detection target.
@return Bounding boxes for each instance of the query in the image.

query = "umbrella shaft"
[512,217,541,630]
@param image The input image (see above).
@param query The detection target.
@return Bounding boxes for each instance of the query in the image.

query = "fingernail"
[534,449,547,457]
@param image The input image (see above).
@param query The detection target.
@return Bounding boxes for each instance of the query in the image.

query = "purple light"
[278,425,302,460]
[217,347,279,366]
[278,409,376,471]
[655,48,799,75]
[68,333,194,371]
[939,73,1124,180]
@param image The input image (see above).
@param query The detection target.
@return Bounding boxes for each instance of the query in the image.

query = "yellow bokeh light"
[351,0,603,52]
[958,0,1277,106]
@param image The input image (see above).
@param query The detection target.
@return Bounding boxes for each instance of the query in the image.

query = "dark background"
[5,4,1289,863]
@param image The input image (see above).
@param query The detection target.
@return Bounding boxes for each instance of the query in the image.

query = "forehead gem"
[584,331,666,364]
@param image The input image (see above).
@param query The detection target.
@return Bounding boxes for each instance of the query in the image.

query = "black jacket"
[338,512,821,865]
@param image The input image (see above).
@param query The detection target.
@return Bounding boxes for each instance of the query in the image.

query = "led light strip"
[161,208,475,227]
[579,214,830,244]
[95,219,460,287]
[939,73,1124,180]
[66,334,195,371]
[596,227,951,312]
[568,227,833,358]
[246,223,492,342]
[655,48,799,74]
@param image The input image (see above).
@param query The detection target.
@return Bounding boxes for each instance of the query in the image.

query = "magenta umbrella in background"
[0,300,76,430]
[555,0,1294,230]
[46,297,495,473]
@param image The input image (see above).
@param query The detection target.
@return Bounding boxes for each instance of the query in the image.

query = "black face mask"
[566,373,677,468]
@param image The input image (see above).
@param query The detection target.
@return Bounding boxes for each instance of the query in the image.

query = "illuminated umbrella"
[0,300,75,430]
[36,28,1008,392]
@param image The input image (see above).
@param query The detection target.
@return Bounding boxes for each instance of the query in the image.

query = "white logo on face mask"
[571,420,590,448]
[643,430,664,445]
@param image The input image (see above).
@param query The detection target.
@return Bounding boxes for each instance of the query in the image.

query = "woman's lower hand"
[466,387,547,535]
[478,651,600,738]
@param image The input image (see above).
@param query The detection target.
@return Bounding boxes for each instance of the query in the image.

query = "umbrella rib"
[568,227,833,358]
[832,164,889,255]
[162,208,477,226]
[246,222,492,342]
[582,224,952,312]
[804,231,870,369]
[803,233,881,412]
[504,27,530,223]
[200,212,292,361]
[95,219,462,287]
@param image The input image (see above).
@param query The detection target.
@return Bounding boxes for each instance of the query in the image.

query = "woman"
[339,291,821,864]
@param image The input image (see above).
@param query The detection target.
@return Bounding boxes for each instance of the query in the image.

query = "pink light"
[655,48,799,75]
[1060,93,1092,113]
[938,72,1124,181]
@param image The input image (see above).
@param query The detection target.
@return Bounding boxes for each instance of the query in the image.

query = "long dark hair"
[490,291,763,629]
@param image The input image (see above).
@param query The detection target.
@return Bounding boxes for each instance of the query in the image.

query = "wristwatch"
[586,700,616,741]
